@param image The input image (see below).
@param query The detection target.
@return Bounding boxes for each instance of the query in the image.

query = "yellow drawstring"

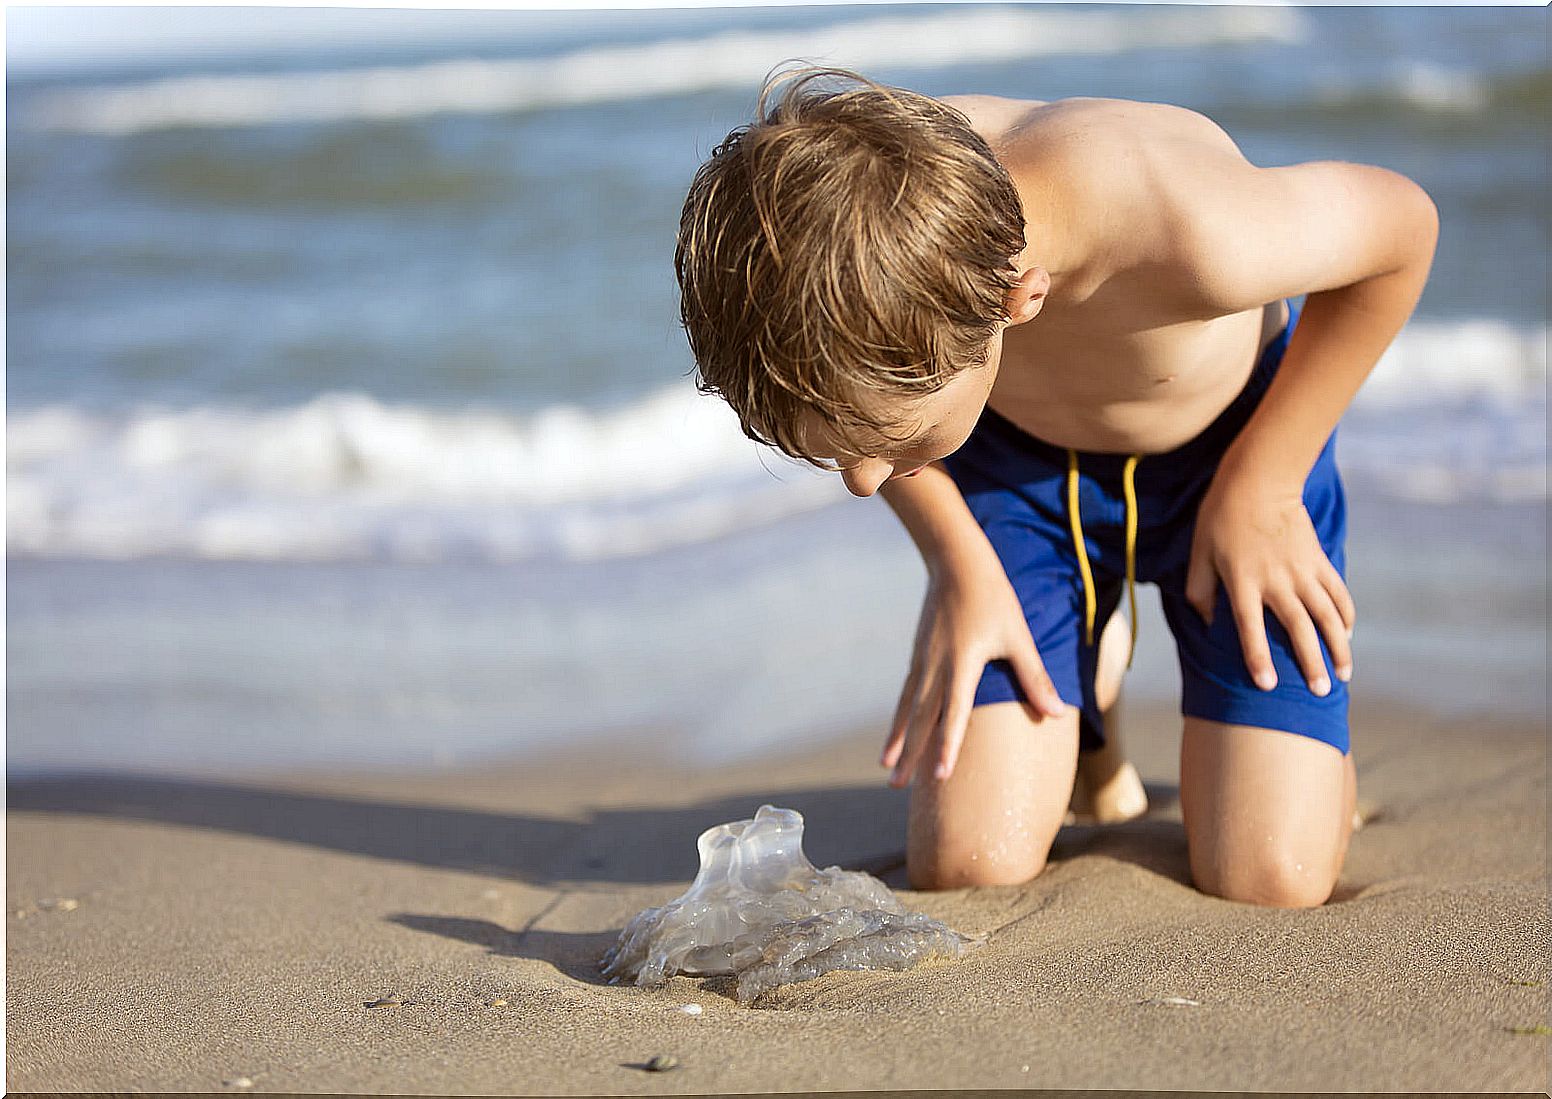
[1120,455,1140,669]
[1065,449,1098,646]
[1066,449,1141,670]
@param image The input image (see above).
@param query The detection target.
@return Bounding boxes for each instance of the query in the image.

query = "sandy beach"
[7,5,1549,1095]
[7,695,1547,1094]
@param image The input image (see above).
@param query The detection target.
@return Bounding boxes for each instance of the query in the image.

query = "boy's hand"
[1185,471,1355,696]
[881,553,1067,787]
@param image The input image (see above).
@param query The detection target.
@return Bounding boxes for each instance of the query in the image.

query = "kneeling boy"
[676,69,1436,906]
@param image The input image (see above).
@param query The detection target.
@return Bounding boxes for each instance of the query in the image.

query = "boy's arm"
[877,462,1000,580]
[1188,157,1439,479]
[876,463,1068,779]
[1165,145,1440,693]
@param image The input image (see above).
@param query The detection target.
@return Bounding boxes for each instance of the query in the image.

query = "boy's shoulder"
[942,95,1249,291]
[942,91,1434,322]
[943,94,1240,174]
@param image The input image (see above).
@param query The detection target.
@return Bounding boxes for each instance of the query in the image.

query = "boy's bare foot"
[1067,614,1149,825]
[1068,741,1149,825]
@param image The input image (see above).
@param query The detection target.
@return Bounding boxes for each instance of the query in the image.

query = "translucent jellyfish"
[600,804,979,1003]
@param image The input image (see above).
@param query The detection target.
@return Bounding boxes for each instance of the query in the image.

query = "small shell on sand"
[1140,995,1201,1006]
[644,1054,679,1072]
[223,1076,255,1089]
[38,898,79,912]
[675,1003,703,1015]
[364,995,419,1008]
[489,998,509,1007]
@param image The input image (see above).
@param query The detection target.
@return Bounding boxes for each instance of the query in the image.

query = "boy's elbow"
[1395,172,1440,260]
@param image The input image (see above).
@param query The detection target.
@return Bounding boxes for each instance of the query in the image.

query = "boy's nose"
[841,458,892,497]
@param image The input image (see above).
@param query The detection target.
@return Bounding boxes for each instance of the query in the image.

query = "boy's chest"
[987,298,1285,455]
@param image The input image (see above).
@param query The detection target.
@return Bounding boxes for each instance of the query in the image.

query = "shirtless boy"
[676,69,1437,906]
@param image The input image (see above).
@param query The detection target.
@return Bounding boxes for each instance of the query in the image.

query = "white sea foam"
[1357,319,1547,408]
[5,388,845,563]
[6,319,1544,563]
[22,7,1303,135]
[1310,319,1547,505]
[1315,61,1493,114]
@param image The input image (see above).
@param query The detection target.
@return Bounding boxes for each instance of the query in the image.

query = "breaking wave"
[7,318,1544,563]
[6,386,843,563]
[22,6,1303,134]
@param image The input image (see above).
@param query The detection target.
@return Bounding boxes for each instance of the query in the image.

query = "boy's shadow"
[11,770,1190,982]
[6,772,909,885]
[8,772,1187,887]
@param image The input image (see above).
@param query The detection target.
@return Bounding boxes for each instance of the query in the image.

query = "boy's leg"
[1159,428,1352,906]
[1070,612,1149,824]
[907,703,1079,889]
[1180,717,1355,907]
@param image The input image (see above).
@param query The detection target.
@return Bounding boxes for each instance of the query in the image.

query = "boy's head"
[676,67,1032,486]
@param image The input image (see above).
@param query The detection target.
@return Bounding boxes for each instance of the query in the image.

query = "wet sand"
[7,697,1549,1094]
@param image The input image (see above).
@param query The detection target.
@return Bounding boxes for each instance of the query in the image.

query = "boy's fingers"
[1009,636,1065,719]
[1269,590,1330,696]
[880,720,907,771]
[1229,581,1277,690]
[932,669,978,781]
[882,665,923,767]
[891,680,942,788]
[1302,579,1352,682]
[881,695,915,768]
[1322,559,1356,635]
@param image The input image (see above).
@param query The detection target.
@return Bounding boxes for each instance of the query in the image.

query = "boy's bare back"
[944,94,1388,456]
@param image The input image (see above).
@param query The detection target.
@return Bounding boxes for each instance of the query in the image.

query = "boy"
[676,69,1437,906]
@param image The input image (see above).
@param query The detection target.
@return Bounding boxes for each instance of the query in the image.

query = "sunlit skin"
[795,93,1435,904]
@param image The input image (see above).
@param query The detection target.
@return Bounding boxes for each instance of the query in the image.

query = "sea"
[6,4,1547,777]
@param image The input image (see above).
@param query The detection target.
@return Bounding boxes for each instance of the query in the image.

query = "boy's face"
[802,331,1006,498]
[795,265,1047,497]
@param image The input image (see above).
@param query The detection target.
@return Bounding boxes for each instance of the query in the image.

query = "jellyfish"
[600,805,979,1003]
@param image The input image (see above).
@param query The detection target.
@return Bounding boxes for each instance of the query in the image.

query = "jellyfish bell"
[600,805,979,1003]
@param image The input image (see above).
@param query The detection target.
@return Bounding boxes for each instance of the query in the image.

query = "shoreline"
[8,487,1548,781]
[8,695,1548,1093]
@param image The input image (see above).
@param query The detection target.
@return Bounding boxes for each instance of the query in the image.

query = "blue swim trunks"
[941,299,1350,755]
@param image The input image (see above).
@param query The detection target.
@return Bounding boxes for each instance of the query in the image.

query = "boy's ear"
[1005,266,1050,326]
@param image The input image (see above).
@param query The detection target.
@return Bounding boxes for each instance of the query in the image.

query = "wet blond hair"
[676,66,1027,464]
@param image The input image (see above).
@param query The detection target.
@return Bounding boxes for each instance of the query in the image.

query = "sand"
[7,697,1549,1094]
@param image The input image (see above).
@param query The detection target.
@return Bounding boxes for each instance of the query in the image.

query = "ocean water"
[6,5,1547,776]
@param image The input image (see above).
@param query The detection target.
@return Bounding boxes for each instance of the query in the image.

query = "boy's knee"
[1192,847,1338,908]
[908,849,1049,891]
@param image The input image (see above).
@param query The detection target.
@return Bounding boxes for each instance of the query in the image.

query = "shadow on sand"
[11,771,1195,982]
[1052,781,1191,886]
[8,772,913,886]
[9,771,1191,890]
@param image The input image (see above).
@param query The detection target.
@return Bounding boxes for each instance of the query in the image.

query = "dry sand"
[7,697,1549,1094]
